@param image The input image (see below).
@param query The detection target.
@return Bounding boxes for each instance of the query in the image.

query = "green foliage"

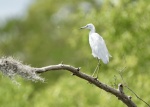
[0,0,150,106]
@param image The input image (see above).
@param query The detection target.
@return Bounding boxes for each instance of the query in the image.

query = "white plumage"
[81,23,111,64]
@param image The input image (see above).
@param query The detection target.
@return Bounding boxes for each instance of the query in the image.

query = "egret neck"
[89,25,95,35]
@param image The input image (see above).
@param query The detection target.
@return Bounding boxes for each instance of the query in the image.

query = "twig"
[125,86,150,107]
[119,70,150,107]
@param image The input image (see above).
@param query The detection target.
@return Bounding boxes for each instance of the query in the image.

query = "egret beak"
[80,25,87,29]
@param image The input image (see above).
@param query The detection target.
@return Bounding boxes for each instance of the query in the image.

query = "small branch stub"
[76,67,81,71]
[118,83,124,94]
[128,96,132,100]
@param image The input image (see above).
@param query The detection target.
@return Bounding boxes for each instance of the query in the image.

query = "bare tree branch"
[0,57,137,107]
[33,64,136,107]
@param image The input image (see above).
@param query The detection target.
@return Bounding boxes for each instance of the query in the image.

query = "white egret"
[80,23,111,77]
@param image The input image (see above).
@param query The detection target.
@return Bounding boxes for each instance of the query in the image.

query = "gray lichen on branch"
[0,57,44,83]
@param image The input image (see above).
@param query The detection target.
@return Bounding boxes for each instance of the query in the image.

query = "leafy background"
[0,0,150,107]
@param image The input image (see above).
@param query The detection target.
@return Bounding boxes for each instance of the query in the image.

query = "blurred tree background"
[0,0,150,107]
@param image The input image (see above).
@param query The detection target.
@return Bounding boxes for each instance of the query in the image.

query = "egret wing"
[89,33,110,64]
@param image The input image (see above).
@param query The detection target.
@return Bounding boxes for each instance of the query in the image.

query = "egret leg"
[96,59,101,78]
[92,59,101,77]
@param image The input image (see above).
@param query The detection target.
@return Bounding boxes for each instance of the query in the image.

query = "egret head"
[80,23,95,32]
